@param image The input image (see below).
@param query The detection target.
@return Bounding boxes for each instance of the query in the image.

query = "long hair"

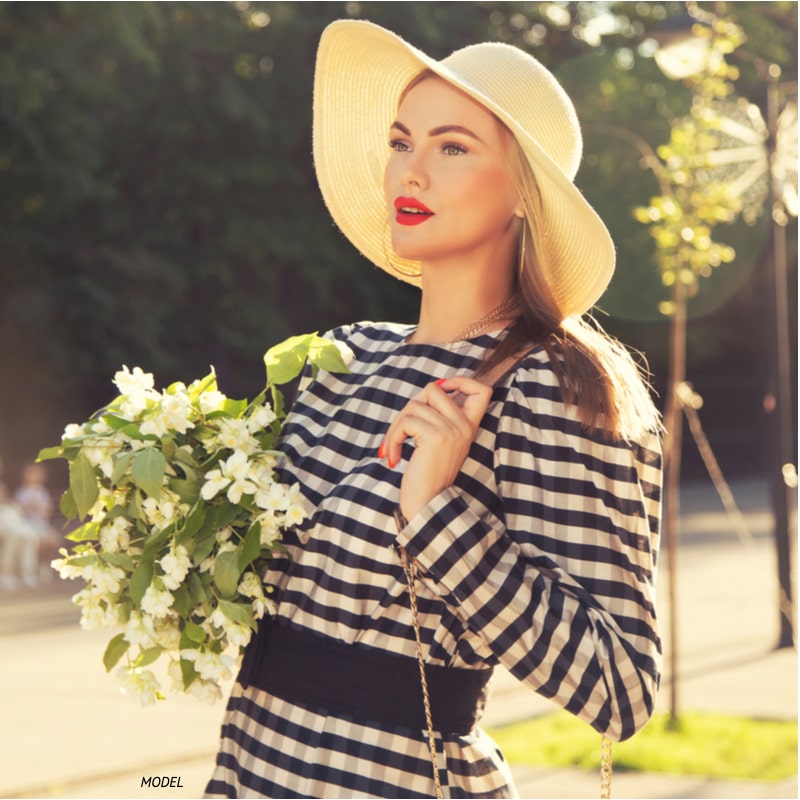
[477,136,661,441]
[395,70,660,441]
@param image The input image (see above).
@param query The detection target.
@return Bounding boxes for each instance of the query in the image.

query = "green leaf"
[171,584,192,616]
[217,598,257,631]
[129,559,155,605]
[191,527,217,567]
[179,657,198,688]
[111,450,135,485]
[37,445,64,462]
[221,397,247,417]
[308,336,350,375]
[170,476,203,504]
[142,524,173,560]
[176,502,206,546]
[100,551,135,570]
[60,489,78,521]
[238,522,261,571]
[69,452,99,519]
[187,570,211,606]
[103,632,130,672]
[184,620,206,643]
[213,549,242,598]
[131,448,166,499]
[264,332,316,386]
[134,645,163,668]
[65,519,101,542]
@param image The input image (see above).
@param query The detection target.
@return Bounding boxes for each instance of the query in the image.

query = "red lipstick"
[394,196,434,226]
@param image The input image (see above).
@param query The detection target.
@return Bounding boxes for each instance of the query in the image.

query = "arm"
[393,366,662,742]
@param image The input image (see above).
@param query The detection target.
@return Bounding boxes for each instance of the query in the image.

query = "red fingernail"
[378,442,385,459]
[388,456,397,469]
[436,378,447,386]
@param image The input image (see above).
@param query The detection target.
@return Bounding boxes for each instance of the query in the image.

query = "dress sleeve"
[395,355,663,742]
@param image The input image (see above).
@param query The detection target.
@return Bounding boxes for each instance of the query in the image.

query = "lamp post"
[651,7,796,658]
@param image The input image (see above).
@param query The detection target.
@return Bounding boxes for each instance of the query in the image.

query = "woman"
[206,19,662,799]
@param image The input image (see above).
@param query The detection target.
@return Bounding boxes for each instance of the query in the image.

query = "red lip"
[394,196,434,226]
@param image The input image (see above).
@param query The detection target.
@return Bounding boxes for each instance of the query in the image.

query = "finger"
[383,396,463,464]
[434,377,493,427]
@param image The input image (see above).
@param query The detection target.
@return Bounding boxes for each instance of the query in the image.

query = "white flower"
[188,677,223,704]
[83,562,126,595]
[198,389,227,414]
[203,450,257,505]
[254,481,289,513]
[167,659,185,692]
[200,467,229,501]
[210,418,258,455]
[83,440,123,480]
[116,665,162,706]
[159,544,191,591]
[73,589,120,630]
[124,611,158,649]
[153,618,182,650]
[140,584,175,619]
[141,495,180,531]
[62,422,85,440]
[180,649,234,683]
[113,366,159,419]
[140,390,195,437]
[226,622,252,649]
[238,571,264,599]
[215,526,234,544]
[99,516,132,553]
[256,513,283,547]
[253,595,276,619]
[51,554,84,580]
[114,365,155,396]
[247,404,277,432]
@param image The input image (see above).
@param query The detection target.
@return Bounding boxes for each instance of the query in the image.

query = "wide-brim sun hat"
[313,19,616,319]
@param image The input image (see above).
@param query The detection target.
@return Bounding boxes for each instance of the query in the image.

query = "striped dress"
[205,321,662,799]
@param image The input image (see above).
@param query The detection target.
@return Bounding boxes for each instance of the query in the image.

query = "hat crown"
[440,42,582,180]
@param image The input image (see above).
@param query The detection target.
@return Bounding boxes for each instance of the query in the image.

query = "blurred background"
[0,1,795,485]
[0,2,796,797]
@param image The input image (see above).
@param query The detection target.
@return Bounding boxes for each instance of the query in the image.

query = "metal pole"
[663,278,687,727]
[765,64,796,649]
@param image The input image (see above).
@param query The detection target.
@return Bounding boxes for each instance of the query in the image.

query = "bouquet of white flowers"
[39,333,350,705]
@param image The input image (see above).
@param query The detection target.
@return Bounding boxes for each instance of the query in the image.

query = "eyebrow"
[390,120,486,144]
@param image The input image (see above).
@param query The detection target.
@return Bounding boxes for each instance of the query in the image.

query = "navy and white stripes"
[206,321,662,798]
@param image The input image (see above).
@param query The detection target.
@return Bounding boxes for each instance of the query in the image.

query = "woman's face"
[383,77,521,272]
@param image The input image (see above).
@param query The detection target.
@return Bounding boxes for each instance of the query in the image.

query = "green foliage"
[0,1,796,481]
[631,16,754,314]
[488,710,798,781]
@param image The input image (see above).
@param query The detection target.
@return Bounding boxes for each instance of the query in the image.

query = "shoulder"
[323,320,412,351]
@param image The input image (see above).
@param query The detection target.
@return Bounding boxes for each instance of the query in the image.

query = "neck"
[411,263,517,346]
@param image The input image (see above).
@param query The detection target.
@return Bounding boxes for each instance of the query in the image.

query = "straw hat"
[313,19,615,319]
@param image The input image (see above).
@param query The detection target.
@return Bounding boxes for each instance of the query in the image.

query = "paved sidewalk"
[0,478,796,799]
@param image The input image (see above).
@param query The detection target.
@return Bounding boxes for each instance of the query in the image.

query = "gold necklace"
[445,296,518,345]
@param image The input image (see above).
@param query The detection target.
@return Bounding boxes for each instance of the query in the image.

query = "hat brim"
[313,20,615,318]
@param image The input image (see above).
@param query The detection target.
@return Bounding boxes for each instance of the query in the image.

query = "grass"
[487,710,798,781]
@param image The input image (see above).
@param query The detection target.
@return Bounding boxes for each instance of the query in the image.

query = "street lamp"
[650,8,796,660]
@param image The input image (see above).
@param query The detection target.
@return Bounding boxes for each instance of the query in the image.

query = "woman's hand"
[378,377,493,520]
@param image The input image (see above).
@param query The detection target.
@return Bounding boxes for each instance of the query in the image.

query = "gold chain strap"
[396,510,612,800]
[600,736,613,798]
[400,545,444,800]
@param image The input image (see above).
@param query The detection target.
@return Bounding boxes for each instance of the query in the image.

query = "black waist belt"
[237,619,493,735]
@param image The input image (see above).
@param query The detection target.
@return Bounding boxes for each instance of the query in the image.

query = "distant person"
[205,20,663,798]
[0,462,53,590]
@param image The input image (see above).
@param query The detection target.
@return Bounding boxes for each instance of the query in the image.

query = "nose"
[400,150,428,191]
